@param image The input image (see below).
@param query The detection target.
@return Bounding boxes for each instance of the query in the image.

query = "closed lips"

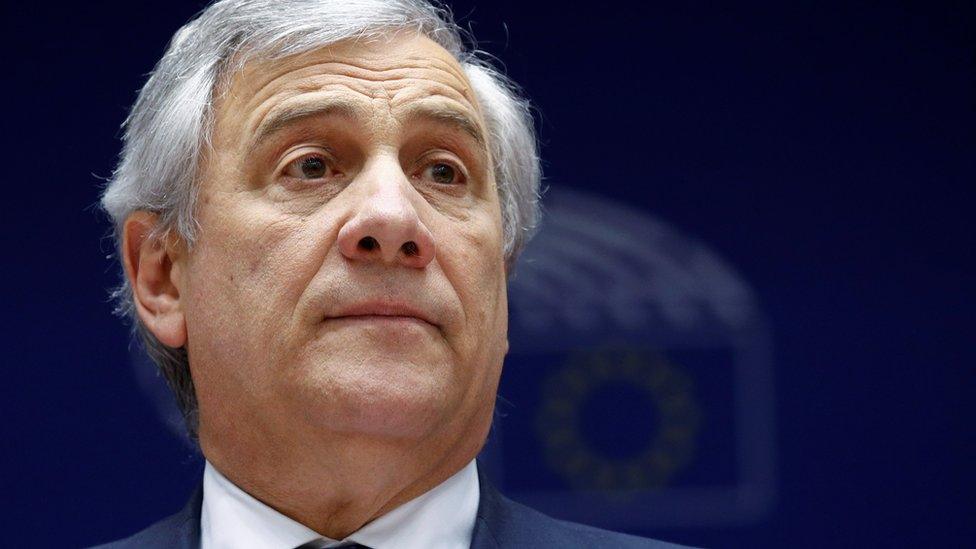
[327,302,438,327]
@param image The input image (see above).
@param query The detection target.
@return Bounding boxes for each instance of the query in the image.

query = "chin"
[288,352,459,440]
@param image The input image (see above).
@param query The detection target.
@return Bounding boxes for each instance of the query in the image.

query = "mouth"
[325,301,439,329]
[327,315,435,332]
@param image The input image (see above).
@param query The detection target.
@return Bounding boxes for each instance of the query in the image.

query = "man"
[97,1,687,547]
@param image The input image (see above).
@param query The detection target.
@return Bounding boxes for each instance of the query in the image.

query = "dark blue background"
[2,1,972,547]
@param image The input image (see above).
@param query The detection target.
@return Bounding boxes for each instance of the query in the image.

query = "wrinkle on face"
[214,39,484,158]
[239,50,473,100]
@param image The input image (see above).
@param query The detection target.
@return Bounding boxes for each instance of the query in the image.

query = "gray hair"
[101,0,541,439]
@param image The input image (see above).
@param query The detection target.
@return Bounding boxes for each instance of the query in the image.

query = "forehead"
[213,32,484,142]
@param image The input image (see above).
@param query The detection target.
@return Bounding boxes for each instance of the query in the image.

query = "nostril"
[359,236,379,251]
[401,241,419,257]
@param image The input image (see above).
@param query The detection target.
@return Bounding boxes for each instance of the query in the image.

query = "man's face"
[176,33,508,454]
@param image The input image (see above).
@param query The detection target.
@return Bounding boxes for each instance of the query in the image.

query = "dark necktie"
[293,540,373,549]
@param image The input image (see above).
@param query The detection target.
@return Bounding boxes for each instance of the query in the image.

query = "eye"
[283,153,335,180]
[421,161,464,185]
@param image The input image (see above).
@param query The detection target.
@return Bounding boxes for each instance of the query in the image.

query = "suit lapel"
[163,483,203,549]
[469,466,507,549]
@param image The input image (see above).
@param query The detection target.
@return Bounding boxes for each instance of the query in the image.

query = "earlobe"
[122,212,188,349]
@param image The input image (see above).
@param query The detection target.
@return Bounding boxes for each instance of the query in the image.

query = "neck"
[199,425,483,539]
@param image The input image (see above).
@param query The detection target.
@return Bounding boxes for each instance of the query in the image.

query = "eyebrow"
[248,96,361,153]
[246,96,489,154]
[401,103,488,152]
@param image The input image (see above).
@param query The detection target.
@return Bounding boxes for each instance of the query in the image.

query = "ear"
[122,212,187,348]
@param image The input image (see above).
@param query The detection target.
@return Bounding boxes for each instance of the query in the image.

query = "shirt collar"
[200,459,480,549]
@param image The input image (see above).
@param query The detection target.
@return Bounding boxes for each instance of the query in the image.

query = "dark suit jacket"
[93,468,690,548]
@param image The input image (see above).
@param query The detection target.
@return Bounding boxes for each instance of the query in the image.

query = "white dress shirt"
[200,459,480,549]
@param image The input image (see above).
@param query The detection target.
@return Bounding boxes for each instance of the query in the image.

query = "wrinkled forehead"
[211,31,486,141]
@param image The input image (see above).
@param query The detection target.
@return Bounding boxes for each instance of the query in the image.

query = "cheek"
[440,212,508,348]
[444,221,508,418]
[184,195,334,363]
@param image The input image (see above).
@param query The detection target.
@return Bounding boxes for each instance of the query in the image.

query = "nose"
[336,164,435,269]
